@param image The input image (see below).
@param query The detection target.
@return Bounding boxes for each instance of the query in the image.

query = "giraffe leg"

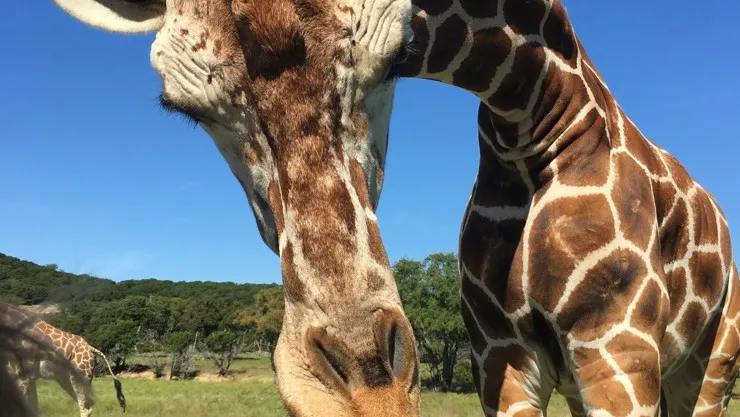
[560,392,586,417]
[662,353,740,417]
[57,374,80,404]
[568,334,662,417]
[553,371,587,417]
[662,268,740,417]
[471,345,553,417]
[13,360,39,417]
[70,375,95,417]
[21,378,39,417]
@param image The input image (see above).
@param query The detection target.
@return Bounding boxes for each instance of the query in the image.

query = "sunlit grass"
[35,358,740,417]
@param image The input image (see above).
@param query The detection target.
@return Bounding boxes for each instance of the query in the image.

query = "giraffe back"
[32,321,96,377]
[0,303,95,378]
[623,125,736,367]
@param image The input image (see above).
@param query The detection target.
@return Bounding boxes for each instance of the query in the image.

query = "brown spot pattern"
[473,134,531,206]
[412,0,452,16]
[403,15,429,77]
[479,346,529,410]
[660,199,691,263]
[366,270,386,292]
[690,251,724,306]
[349,160,371,209]
[268,181,285,233]
[612,153,655,251]
[663,154,693,194]
[558,249,648,341]
[281,242,306,302]
[427,14,468,74]
[460,213,526,313]
[691,191,719,246]
[631,280,663,334]
[503,0,546,36]
[529,194,616,312]
[243,141,264,165]
[461,277,516,350]
[653,180,677,227]
[453,27,511,92]
[665,268,688,324]
[94,0,740,413]
[604,335,660,406]
[366,220,390,266]
[459,0,497,19]
[678,302,707,338]
[487,44,545,113]
[556,128,610,187]
[541,2,576,62]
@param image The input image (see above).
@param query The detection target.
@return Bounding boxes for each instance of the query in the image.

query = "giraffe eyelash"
[385,41,415,82]
[158,93,201,128]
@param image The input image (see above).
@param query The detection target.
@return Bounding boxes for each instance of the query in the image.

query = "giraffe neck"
[258,93,403,339]
[401,0,615,175]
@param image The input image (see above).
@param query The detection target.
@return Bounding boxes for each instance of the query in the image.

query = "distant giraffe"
[0,314,61,417]
[0,302,126,417]
[45,0,738,416]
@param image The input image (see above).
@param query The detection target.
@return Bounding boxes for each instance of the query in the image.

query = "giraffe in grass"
[47,0,738,416]
[0,303,127,417]
[0,312,64,417]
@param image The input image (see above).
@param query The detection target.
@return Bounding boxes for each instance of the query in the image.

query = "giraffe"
[0,314,59,417]
[45,0,738,416]
[0,303,127,417]
[388,2,740,416]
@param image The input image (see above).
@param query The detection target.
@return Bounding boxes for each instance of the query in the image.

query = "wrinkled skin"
[50,0,420,416]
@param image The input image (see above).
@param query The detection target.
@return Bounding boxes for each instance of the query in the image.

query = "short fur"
[48,0,738,416]
[0,303,126,417]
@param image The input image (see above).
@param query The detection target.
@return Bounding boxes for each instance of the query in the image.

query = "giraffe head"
[52,0,420,415]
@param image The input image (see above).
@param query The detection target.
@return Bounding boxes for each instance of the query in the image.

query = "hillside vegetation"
[0,253,274,307]
[0,251,474,392]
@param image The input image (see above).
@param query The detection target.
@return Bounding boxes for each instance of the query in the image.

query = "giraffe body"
[456,114,740,416]
[0,303,126,417]
[396,1,740,415]
[45,0,738,416]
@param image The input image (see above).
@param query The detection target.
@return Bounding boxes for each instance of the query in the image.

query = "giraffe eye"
[393,48,409,65]
[385,45,410,81]
[384,56,404,81]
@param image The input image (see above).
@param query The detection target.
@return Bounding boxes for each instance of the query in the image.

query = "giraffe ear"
[52,0,165,34]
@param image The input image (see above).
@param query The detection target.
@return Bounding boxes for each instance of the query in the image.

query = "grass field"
[34,356,738,417]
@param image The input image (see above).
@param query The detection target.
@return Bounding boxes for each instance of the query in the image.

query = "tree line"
[0,252,474,392]
[0,253,274,306]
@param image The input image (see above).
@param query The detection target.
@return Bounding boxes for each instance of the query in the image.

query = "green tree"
[163,331,194,353]
[136,338,167,378]
[162,331,196,379]
[393,252,468,392]
[235,287,284,353]
[87,319,139,368]
[200,330,242,376]
[0,252,273,309]
[180,296,238,337]
[86,296,171,338]
[0,293,24,306]
[45,312,86,335]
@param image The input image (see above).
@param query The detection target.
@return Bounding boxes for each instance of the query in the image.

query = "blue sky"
[1,1,738,284]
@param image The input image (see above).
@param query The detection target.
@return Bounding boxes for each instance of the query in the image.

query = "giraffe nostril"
[304,311,420,396]
[305,327,355,395]
[374,309,419,391]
